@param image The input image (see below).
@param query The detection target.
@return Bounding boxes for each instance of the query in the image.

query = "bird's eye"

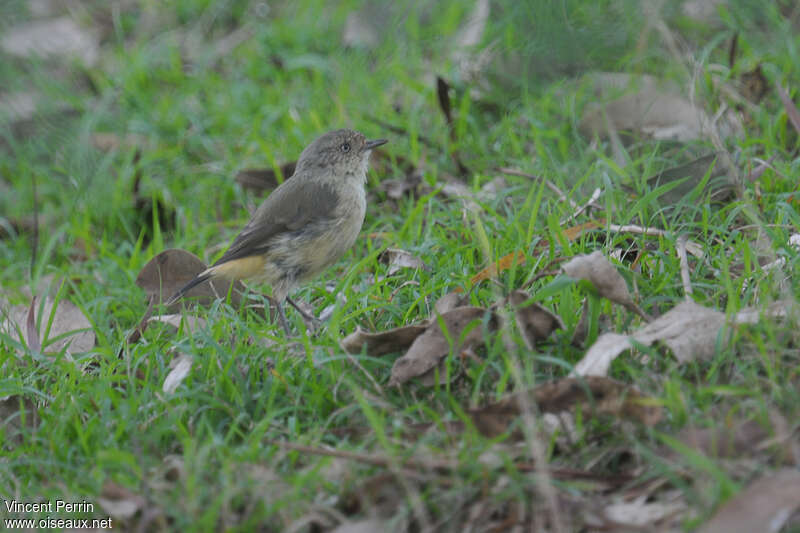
[340,142,351,153]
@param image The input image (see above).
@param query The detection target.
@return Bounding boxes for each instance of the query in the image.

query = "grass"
[1,0,799,530]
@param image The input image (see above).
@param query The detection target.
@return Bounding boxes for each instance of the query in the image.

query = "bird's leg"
[275,300,291,335]
[286,296,322,330]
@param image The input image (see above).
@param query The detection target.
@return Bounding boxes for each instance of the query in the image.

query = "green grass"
[1,0,799,530]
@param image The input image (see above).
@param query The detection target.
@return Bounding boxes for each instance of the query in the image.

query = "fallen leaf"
[603,494,686,528]
[389,307,497,386]
[572,299,792,376]
[98,481,146,520]
[162,354,193,395]
[135,249,246,311]
[433,291,468,315]
[235,162,296,194]
[1,16,99,65]
[677,418,789,460]
[340,325,428,356]
[0,394,40,441]
[697,469,800,533]
[562,251,637,310]
[470,251,526,284]
[451,0,491,80]
[633,153,732,205]
[90,132,147,152]
[378,248,428,275]
[777,85,800,135]
[147,314,207,335]
[580,73,740,142]
[467,376,662,437]
[508,290,564,348]
[1,297,95,355]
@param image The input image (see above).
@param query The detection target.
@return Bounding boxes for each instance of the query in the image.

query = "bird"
[167,129,387,333]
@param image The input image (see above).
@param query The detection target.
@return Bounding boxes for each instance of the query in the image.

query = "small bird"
[168,129,388,333]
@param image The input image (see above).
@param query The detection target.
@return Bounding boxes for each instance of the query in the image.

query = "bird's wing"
[212,177,339,266]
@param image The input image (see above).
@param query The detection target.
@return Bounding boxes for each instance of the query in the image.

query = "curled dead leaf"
[389,307,497,386]
[508,290,564,348]
[339,324,428,356]
[136,249,246,311]
[562,251,636,310]
[1,16,99,65]
[467,376,662,438]
[378,248,428,275]
[697,469,800,533]
[1,297,95,355]
[162,354,193,395]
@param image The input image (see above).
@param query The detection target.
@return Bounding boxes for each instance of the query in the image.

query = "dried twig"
[676,234,693,299]
[498,167,578,209]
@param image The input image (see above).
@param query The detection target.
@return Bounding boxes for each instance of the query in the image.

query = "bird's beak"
[363,138,388,151]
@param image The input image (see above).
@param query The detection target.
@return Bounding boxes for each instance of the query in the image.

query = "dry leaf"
[378,248,428,275]
[603,494,686,528]
[98,481,146,520]
[508,290,564,348]
[470,251,526,284]
[562,251,636,309]
[467,377,662,437]
[678,419,777,459]
[163,354,193,395]
[147,314,207,334]
[339,324,428,356]
[697,469,800,533]
[1,297,95,355]
[634,153,732,205]
[1,16,99,65]
[136,249,246,311]
[91,132,147,152]
[580,73,740,142]
[777,85,800,135]
[573,299,793,376]
[389,307,497,386]
[235,162,296,194]
[433,291,468,315]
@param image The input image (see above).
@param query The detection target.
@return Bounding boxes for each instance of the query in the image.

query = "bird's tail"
[165,271,213,307]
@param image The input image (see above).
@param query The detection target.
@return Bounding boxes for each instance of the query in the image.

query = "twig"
[676,234,693,299]
[560,187,602,225]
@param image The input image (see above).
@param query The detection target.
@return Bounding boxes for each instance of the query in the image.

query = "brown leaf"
[470,251,526,284]
[0,16,99,65]
[90,132,147,152]
[777,85,800,135]
[98,481,146,520]
[1,297,95,355]
[697,469,800,533]
[378,248,428,275]
[562,251,636,309]
[0,394,39,441]
[235,162,296,194]
[162,353,193,395]
[634,153,732,205]
[678,419,771,459]
[468,377,662,437]
[26,297,41,353]
[135,249,246,311]
[433,291,468,315]
[147,314,207,335]
[580,73,740,142]
[339,324,428,356]
[389,307,497,386]
[508,290,564,348]
[573,299,792,376]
